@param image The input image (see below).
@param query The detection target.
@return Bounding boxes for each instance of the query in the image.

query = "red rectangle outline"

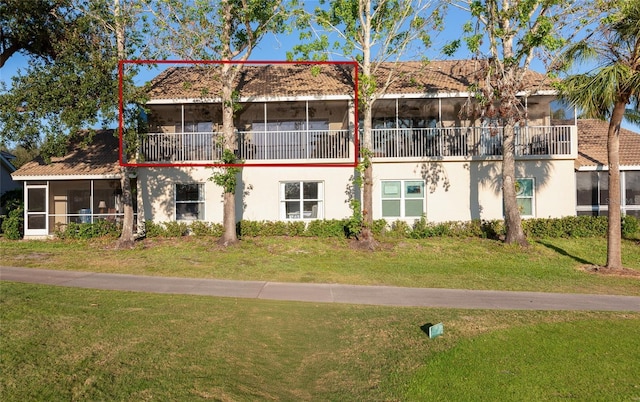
[118,60,359,168]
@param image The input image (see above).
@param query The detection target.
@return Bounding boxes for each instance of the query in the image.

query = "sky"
[1,4,638,132]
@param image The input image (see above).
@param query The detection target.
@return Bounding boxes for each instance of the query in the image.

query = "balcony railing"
[369,125,574,158]
[140,130,351,162]
[138,125,574,163]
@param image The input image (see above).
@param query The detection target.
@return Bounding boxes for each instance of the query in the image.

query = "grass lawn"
[1,282,639,401]
[1,236,639,295]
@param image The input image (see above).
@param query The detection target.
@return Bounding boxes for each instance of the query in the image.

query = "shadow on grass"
[537,241,595,266]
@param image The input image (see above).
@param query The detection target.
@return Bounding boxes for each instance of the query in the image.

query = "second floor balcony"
[137,124,576,164]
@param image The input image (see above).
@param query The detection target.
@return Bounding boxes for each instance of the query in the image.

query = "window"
[175,184,204,221]
[515,178,535,217]
[280,181,323,220]
[625,171,640,206]
[381,180,425,218]
[576,171,608,216]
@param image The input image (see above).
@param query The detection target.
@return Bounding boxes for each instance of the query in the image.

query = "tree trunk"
[502,123,528,246]
[114,0,136,249]
[606,101,626,269]
[218,63,239,246]
[117,166,135,248]
[358,4,376,249]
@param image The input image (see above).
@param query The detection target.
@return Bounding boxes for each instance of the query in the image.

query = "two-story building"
[135,60,576,226]
[12,60,603,238]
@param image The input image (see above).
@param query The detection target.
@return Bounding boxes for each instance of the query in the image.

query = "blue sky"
[1,4,637,131]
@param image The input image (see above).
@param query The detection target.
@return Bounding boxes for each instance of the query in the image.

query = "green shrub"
[622,215,639,237]
[387,220,411,238]
[522,216,608,238]
[305,219,347,238]
[189,221,223,237]
[144,221,164,238]
[1,205,23,240]
[162,221,189,237]
[54,220,120,239]
[236,220,306,237]
[371,219,387,236]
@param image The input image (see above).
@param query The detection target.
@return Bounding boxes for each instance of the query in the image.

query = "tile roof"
[574,119,640,169]
[12,130,121,178]
[147,63,356,99]
[147,60,556,100]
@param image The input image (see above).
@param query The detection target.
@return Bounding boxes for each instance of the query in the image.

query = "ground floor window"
[381,180,425,218]
[516,178,535,217]
[576,170,640,217]
[175,183,204,221]
[280,181,323,220]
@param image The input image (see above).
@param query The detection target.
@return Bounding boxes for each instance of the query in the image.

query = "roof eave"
[11,173,122,181]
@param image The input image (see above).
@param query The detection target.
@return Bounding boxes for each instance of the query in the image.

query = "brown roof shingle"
[147,60,556,100]
[12,130,121,178]
[575,119,640,169]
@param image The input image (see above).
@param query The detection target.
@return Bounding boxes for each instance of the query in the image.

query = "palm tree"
[559,0,640,269]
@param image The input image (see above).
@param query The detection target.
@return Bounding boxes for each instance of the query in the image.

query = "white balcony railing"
[140,130,351,162]
[369,125,574,158]
[138,126,574,163]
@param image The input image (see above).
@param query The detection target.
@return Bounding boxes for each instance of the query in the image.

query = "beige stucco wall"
[369,158,576,223]
[137,158,576,225]
[137,166,355,223]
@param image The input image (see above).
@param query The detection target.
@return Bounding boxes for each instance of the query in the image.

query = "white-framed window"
[280,181,323,220]
[175,183,205,221]
[381,180,425,218]
[516,178,535,217]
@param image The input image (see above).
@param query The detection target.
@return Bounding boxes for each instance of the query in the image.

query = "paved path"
[2,266,639,312]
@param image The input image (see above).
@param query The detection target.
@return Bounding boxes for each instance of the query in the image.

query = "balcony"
[369,125,575,159]
[139,129,351,163]
[137,125,575,163]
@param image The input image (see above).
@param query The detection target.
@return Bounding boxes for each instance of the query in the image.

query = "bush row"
[4,214,638,240]
[54,221,121,240]
[141,215,638,240]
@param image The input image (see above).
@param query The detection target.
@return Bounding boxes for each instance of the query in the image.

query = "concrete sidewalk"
[2,266,639,312]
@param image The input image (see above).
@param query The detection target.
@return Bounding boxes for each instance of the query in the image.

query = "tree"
[445,0,601,246]
[292,0,442,248]
[142,0,289,246]
[0,0,144,246]
[0,0,68,68]
[557,0,640,269]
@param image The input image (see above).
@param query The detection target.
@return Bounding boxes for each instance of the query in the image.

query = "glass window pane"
[382,181,401,198]
[285,201,300,218]
[516,179,533,197]
[303,201,319,218]
[625,209,640,218]
[303,182,318,199]
[599,173,609,205]
[382,200,401,217]
[176,203,200,220]
[405,199,423,217]
[517,199,532,215]
[404,181,424,198]
[284,182,300,200]
[176,184,200,201]
[576,172,598,206]
[625,171,640,205]
[577,210,598,216]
